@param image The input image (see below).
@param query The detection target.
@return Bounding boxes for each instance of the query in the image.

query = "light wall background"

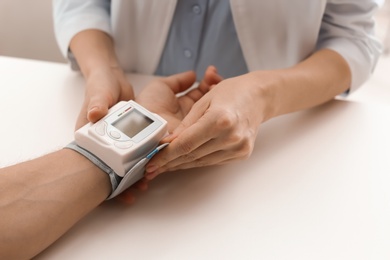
[0,0,65,63]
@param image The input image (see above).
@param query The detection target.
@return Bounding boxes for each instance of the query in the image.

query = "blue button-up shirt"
[155,0,248,81]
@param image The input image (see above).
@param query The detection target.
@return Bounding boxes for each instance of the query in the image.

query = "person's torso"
[111,0,326,75]
[155,0,248,81]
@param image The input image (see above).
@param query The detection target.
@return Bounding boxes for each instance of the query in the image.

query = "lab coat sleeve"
[316,0,382,93]
[53,0,112,59]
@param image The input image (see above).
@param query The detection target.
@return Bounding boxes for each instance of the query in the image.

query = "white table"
[1,56,390,260]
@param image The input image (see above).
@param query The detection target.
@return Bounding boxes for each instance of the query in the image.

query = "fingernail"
[89,106,99,113]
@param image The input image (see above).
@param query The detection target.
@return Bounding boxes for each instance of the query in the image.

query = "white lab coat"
[53,0,382,92]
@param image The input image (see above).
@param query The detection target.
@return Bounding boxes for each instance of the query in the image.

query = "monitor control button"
[109,130,121,139]
[114,141,133,149]
[95,122,106,136]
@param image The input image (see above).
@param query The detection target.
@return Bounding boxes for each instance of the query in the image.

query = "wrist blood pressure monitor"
[67,100,168,199]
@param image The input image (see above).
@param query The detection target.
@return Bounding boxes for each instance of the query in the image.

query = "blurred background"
[0,0,389,104]
[0,0,64,63]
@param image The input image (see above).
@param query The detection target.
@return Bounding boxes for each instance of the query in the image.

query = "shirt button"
[184,49,192,58]
[192,4,201,14]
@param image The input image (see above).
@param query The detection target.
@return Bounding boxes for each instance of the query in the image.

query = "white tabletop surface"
[1,56,390,260]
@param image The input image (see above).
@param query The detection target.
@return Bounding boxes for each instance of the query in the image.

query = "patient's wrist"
[63,148,112,200]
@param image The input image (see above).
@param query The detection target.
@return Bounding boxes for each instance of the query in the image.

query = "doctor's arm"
[53,0,134,129]
[144,49,352,177]
[144,0,382,177]
[69,29,134,129]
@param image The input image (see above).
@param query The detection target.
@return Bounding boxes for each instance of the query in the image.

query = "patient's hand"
[115,66,222,204]
[136,66,222,133]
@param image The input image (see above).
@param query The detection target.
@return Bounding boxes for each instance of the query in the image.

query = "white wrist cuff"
[65,141,168,200]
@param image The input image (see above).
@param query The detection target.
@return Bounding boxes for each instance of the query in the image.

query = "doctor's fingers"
[147,124,254,179]
[86,94,111,123]
[75,97,109,130]
[146,112,219,173]
[160,153,241,173]
[178,139,254,169]
[161,93,214,145]
[85,79,133,122]
[145,146,247,179]
[158,123,256,174]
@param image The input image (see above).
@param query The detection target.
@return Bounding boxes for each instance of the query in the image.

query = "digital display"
[112,109,153,138]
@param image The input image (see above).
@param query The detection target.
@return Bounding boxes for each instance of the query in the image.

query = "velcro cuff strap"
[65,142,120,197]
[65,142,168,200]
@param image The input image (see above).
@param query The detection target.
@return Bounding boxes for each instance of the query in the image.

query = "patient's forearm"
[0,149,111,259]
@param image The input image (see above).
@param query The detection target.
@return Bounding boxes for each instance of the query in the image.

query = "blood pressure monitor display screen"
[113,109,153,138]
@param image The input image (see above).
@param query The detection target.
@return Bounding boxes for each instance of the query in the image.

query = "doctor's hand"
[75,66,134,130]
[135,66,222,132]
[116,66,222,204]
[144,72,271,180]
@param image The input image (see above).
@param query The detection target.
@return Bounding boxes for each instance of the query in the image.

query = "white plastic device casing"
[75,100,167,176]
